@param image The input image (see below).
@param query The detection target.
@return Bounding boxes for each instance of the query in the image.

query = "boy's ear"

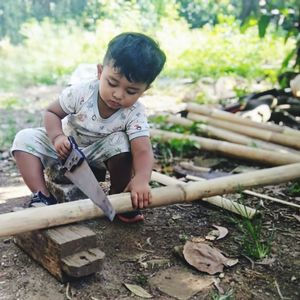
[97,64,103,79]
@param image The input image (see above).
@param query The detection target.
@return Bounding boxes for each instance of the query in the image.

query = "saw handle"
[61,136,85,172]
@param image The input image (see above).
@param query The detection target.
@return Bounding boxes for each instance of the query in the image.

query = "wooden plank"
[61,248,105,277]
[14,224,97,282]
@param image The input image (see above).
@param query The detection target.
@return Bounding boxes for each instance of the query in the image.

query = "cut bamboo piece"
[186,174,300,209]
[186,103,300,138]
[167,115,300,155]
[179,161,211,173]
[0,163,300,237]
[151,171,257,218]
[187,112,300,150]
[151,129,300,166]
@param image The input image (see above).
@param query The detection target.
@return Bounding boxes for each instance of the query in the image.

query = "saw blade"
[64,160,115,221]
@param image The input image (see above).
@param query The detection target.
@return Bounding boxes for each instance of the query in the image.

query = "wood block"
[46,181,85,203]
[61,248,105,277]
[14,224,103,282]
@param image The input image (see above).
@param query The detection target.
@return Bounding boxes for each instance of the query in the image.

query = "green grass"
[0,115,17,151]
[287,182,300,196]
[230,192,274,260]
[0,18,294,91]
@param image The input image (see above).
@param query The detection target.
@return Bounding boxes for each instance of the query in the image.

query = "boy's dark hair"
[103,32,166,85]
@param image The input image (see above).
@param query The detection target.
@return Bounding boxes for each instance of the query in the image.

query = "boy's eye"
[107,80,117,87]
[127,90,137,95]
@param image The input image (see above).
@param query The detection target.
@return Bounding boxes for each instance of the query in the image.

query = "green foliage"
[0,97,24,109]
[210,289,234,300]
[0,2,295,91]
[287,182,300,196]
[238,216,274,259]
[153,138,200,162]
[239,0,300,73]
[0,115,17,151]
[134,274,148,286]
[176,0,241,28]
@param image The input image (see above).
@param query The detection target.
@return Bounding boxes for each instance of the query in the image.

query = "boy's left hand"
[124,177,152,209]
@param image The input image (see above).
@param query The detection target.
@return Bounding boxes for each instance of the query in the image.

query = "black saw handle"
[61,136,85,172]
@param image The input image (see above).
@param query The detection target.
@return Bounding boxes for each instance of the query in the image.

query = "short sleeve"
[59,80,97,114]
[126,103,150,140]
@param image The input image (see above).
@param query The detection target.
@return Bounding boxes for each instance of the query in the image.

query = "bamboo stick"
[167,115,300,155]
[0,163,300,237]
[186,103,300,138]
[150,129,300,166]
[179,161,211,173]
[186,174,300,209]
[151,171,257,218]
[187,112,300,150]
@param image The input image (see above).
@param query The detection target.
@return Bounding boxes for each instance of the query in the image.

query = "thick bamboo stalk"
[186,103,300,138]
[186,174,300,209]
[151,171,257,218]
[0,163,300,237]
[150,129,300,166]
[167,115,300,155]
[187,112,300,150]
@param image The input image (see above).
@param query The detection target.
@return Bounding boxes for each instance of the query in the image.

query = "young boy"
[11,32,166,223]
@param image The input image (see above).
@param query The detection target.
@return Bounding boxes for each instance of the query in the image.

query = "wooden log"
[186,103,300,138]
[1,163,300,237]
[187,112,300,150]
[151,171,257,218]
[150,129,300,166]
[167,115,300,155]
[14,224,105,282]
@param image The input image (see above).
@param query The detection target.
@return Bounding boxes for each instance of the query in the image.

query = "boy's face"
[98,63,148,113]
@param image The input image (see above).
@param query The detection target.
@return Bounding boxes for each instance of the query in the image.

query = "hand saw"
[60,136,115,221]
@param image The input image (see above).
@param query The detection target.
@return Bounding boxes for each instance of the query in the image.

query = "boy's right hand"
[53,135,71,160]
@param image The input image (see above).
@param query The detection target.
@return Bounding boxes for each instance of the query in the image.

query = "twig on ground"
[66,282,72,300]
[274,279,288,300]
[242,254,255,269]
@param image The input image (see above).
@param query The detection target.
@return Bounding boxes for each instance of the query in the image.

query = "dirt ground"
[0,83,300,300]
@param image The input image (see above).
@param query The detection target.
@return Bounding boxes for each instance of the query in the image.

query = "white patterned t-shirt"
[59,79,149,147]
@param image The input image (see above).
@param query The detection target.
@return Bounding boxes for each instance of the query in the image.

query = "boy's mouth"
[108,100,120,108]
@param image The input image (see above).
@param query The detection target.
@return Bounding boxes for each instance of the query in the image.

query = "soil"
[0,83,300,300]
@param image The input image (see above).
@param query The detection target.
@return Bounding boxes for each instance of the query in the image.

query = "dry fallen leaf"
[124,283,152,298]
[212,225,229,240]
[183,241,238,275]
[205,230,219,241]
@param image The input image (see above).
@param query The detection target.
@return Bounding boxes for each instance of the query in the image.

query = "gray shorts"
[11,127,130,169]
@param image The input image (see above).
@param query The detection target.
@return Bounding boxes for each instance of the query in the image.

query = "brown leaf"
[212,225,229,240]
[124,283,152,298]
[183,241,238,275]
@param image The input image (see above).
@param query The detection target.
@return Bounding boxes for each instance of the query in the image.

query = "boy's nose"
[112,90,123,101]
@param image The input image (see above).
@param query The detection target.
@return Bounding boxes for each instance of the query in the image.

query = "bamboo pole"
[186,174,300,209]
[187,112,300,150]
[150,129,300,166]
[167,115,300,155]
[151,171,257,218]
[0,163,300,237]
[186,103,300,138]
[179,161,211,173]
